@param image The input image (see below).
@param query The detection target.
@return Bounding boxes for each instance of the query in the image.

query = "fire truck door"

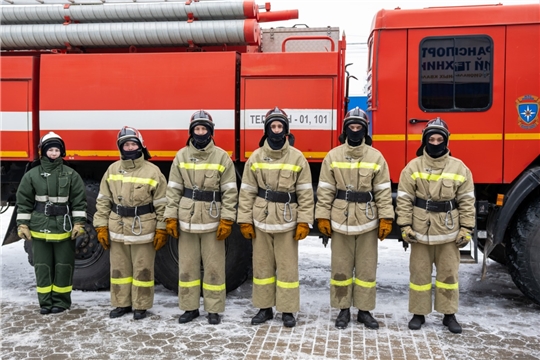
[0,80,32,161]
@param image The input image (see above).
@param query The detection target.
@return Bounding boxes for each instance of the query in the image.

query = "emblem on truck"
[516,95,539,130]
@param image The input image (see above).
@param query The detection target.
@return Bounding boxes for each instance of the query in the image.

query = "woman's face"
[46,147,61,159]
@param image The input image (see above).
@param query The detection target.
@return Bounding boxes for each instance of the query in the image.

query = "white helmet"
[38,132,66,157]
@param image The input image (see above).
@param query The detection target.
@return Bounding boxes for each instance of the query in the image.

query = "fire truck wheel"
[154,222,252,293]
[506,195,540,305]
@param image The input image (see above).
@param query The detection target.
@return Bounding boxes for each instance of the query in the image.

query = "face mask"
[426,142,447,158]
[192,132,212,149]
[121,149,142,160]
[346,126,366,145]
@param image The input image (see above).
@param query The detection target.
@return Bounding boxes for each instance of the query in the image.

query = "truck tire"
[155,223,252,293]
[506,196,540,305]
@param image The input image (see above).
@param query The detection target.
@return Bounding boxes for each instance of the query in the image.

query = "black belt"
[112,203,154,217]
[336,189,373,203]
[34,202,69,216]
[183,188,222,202]
[257,187,297,203]
[415,198,458,212]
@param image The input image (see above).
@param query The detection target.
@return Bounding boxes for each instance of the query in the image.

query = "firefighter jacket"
[163,140,237,233]
[16,157,87,241]
[395,150,476,245]
[93,156,167,244]
[315,141,394,235]
[237,140,314,233]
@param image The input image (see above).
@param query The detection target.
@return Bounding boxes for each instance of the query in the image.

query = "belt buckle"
[44,202,52,216]
[345,189,351,202]
[116,204,122,215]
[425,199,436,212]
[264,188,270,201]
[192,186,198,200]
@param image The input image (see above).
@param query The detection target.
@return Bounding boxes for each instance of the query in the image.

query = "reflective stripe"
[277,280,299,289]
[178,220,219,232]
[153,197,167,205]
[35,195,69,203]
[72,211,86,217]
[168,181,184,190]
[17,213,31,220]
[240,183,258,193]
[354,278,376,288]
[107,174,158,187]
[296,183,312,191]
[30,231,71,241]
[250,163,301,172]
[330,278,353,286]
[397,190,413,199]
[221,182,237,191]
[179,162,225,172]
[318,181,336,191]
[330,219,378,234]
[457,191,475,201]
[179,279,201,288]
[374,182,391,191]
[435,280,459,290]
[203,282,226,291]
[109,231,154,242]
[410,282,432,291]
[133,279,154,287]
[52,284,72,293]
[416,229,459,242]
[253,219,296,232]
[111,276,133,285]
[37,285,53,293]
[97,193,110,200]
[411,172,466,182]
[253,276,276,285]
[331,161,381,171]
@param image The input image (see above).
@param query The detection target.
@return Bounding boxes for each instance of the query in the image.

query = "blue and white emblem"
[516,95,539,130]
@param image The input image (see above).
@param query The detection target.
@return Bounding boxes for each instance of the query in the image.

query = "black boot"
[408,314,425,330]
[208,313,221,325]
[133,310,147,320]
[40,307,51,315]
[178,309,200,324]
[443,314,462,334]
[251,308,273,325]
[335,308,350,329]
[51,307,66,314]
[110,306,132,319]
[282,313,296,328]
[357,310,379,329]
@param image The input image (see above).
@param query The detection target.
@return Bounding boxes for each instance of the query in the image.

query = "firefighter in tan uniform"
[237,107,314,328]
[164,110,238,325]
[396,118,475,334]
[315,107,394,330]
[93,127,168,320]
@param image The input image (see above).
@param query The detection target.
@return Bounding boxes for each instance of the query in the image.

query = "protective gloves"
[71,223,85,240]
[317,218,332,237]
[456,227,473,248]
[216,219,234,241]
[400,226,417,244]
[378,219,393,241]
[153,229,168,250]
[165,218,179,239]
[294,223,310,241]
[95,226,110,250]
[239,223,256,240]
[17,224,31,241]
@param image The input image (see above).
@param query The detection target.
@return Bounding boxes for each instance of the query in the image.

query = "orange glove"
[95,226,110,250]
[317,218,332,237]
[378,219,393,241]
[216,219,233,241]
[239,223,256,240]
[153,229,168,251]
[166,218,179,239]
[17,224,31,241]
[294,222,310,241]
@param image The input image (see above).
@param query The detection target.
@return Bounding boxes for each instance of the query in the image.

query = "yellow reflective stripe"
[276,280,299,289]
[253,276,276,285]
[330,278,353,286]
[52,285,72,293]
[179,279,201,288]
[506,133,540,140]
[37,285,53,294]
[202,283,226,291]
[410,172,466,182]
[30,231,71,240]
[250,163,301,172]
[354,278,376,288]
[410,282,432,291]
[111,277,133,285]
[435,280,459,290]
[330,161,381,171]
[107,174,157,187]
[179,162,225,172]
[133,279,154,287]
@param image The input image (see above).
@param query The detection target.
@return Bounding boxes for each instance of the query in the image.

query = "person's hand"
[95,226,110,250]
[153,229,168,250]
[71,223,85,240]
[456,227,473,248]
[401,226,417,244]
[17,224,31,241]
[317,219,332,237]
[166,218,179,239]
[216,219,233,241]
[294,223,310,241]
[378,219,393,241]
[239,223,255,240]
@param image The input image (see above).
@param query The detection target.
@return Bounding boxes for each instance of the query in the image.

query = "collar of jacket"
[39,156,63,172]
[262,139,290,160]
[188,139,215,160]
[422,148,450,169]
[120,154,146,170]
[343,139,366,159]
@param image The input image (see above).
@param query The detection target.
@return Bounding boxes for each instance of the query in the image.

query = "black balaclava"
[424,130,449,158]
[345,125,366,147]
[120,140,143,160]
[191,124,212,149]
[265,120,287,150]
[42,140,64,162]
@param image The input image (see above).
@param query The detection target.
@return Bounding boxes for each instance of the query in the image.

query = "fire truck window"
[419,36,493,111]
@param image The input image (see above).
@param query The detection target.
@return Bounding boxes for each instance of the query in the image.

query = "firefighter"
[164,110,238,325]
[315,107,394,330]
[16,132,87,314]
[237,107,314,328]
[93,127,168,320]
[396,118,475,334]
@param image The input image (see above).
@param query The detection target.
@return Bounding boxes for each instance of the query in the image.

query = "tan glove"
[153,229,168,251]
[317,218,332,237]
[95,226,110,250]
[294,223,310,241]
[216,219,233,241]
[17,224,31,241]
[378,219,393,241]
[166,218,179,239]
[239,223,255,240]
[401,226,417,244]
[71,223,85,240]
[456,227,473,248]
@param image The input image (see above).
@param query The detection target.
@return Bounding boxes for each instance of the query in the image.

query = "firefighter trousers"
[409,241,460,315]
[178,231,226,313]
[252,228,299,313]
[110,241,155,310]
[330,229,378,311]
[33,239,75,310]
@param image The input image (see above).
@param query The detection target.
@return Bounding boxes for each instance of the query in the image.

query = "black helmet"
[117,126,151,160]
[259,107,295,147]
[39,131,66,157]
[339,107,372,145]
[189,110,215,136]
[416,117,450,156]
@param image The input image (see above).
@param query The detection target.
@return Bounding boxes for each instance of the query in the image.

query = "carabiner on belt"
[131,206,142,235]
[283,192,293,223]
[63,204,73,232]
[444,201,455,230]
[209,191,220,219]
[365,192,375,220]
